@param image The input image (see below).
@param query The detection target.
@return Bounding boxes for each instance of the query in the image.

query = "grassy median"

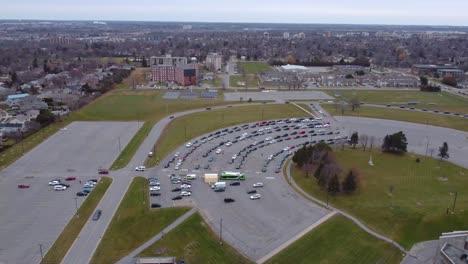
[146,104,308,166]
[139,212,252,263]
[41,177,112,264]
[291,148,468,249]
[265,215,402,264]
[90,177,190,264]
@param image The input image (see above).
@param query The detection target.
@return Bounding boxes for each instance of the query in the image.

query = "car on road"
[224,198,235,203]
[92,210,102,221]
[253,182,264,188]
[181,190,192,196]
[150,192,161,196]
[250,194,261,200]
[169,116,174,119]
[172,195,183,200]
[76,191,88,196]
[181,184,191,189]
[18,184,30,189]
[229,182,240,186]
[54,185,68,191]
[149,186,161,191]
[174,152,180,157]
[65,176,77,181]
[48,180,61,186]
[148,151,153,157]
[98,169,109,175]
[185,142,193,148]
[247,190,257,194]
[135,166,146,171]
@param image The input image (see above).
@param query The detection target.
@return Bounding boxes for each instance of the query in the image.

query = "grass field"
[90,177,189,264]
[325,90,468,114]
[265,215,402,264]
[322,105,468,132]
[146,104,308,166]
[239,61,273,74]
[201,77,222,87]
[291,148,468,249]
[139,212,253,263]
[230,75,259,88]
[41,177,112,264]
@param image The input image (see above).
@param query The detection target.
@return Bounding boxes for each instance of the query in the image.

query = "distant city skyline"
[2,0,468,26]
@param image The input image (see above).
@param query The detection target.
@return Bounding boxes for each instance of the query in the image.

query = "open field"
[324,90,468,114]
[239,61,273,74]
[265,215,402,264]
[116,67,151,89]
[230,75,259,88]
[201,77,222,87]
[146,104,308,165]
[139,212,252,263]
[322,105,468,132]
[41,177,112,264]
[291,148,468,249]
[0,89,235,170]
[90,177,189,264]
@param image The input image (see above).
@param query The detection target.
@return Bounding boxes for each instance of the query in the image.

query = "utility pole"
[219,218,223,245]
[118,137,121,152]
[451,191,458,213]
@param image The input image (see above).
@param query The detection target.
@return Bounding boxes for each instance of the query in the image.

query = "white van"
[186,174,197,180]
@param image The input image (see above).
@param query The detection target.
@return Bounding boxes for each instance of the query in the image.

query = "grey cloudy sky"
[2,0,468,26]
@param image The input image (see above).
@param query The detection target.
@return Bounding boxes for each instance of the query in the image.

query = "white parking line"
[265,177,275,180]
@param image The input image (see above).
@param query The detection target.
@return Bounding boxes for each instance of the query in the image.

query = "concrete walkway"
[256,211,336,264]
[285,162,410,255]
[291,102,318,118]
[116,207,198,264]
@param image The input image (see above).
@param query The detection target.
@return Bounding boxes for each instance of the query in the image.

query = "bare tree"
[360,134,369,151]
[369,136,375,151]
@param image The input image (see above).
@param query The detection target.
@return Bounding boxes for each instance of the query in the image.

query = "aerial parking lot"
[145,117,342,260]
[0,121,141,264]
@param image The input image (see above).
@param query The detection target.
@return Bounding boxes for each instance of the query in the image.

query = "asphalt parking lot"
[0,121,141,264]
[146,117,342,260]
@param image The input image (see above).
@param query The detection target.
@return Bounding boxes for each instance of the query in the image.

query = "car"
[181,184,191,189]
[229,181,240,186]
[232,154,238,160]
[149,181,160,186]
[180,190,192,196]
[65,176,77,181]
[206,107,212,110]
[48,180,61,186]
[185,142,193,148]
[18,184,30,189]
[285,137,291,140]
[172,195,183,200]
[215,148,222,154]
[82,189,92,194]
[60,128,68,131]
[98,169,109,175]
[247,190,257,194]
[208,157,214,162]
[135,166,146,171]
[149,186,160,191]
[253,182,264,188]
[83,183,95,188]
[171,187,182,192]
[54,185,68,191]
[76,191,88,196]
[148,151,153,157]
[275,168,281,173]
[150,192,161,196]
[92,210,102,221]
[225,142,232,147]
[174,152,180,157]
[151,203,162,208]
[169,116,174,119]
[250,194,262,200]
[224,198,235,203]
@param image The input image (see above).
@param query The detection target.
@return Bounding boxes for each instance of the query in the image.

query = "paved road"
[358,103,467,118]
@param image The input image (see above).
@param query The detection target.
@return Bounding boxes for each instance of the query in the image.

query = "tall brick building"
[150,55,199,86]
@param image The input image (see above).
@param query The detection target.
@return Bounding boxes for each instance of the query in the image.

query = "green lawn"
[322,105,468,132]
[230,75,259,88]
[201,77,222,87]
[265,215,402,264]
[239,61,273,74]
[146,104,308,166]
[91,177,190,264]
[291,148,468,249]
[139,212,252,263]
[325,90,468,114]
[41,177,112,264]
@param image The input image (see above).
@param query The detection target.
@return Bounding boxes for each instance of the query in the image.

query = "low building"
[435,231,468,264]
[6,93,29,105]
[150,55,199,86]
[437,69,466,80]
[411,64,460,77]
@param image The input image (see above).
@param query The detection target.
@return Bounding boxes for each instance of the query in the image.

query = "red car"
[18,184,30,189]
[65,176,77,181]
[275,169,281,173]
[285,137,291,141]
[98,169,109,175]
[299,131,305,134]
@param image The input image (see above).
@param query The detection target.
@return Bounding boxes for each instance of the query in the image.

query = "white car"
[148,151,153,157]
[174,166,180,170]
[232,154,237,160]
[60,128,68,131]
[250,194,261,200]
[253,182,264,188]
[174,152,180,157]
[135,166,146,171]
[48,180,61,186]
[225,142,232,147]
[185,142,193,148]
[283,147,290,151]
[216,148,222,154]
[54,185,67,191]
[181,184,191,189]
[149,186,160,191]
[83,183,95,188]
[265,137,273,141]
[181,190,192,196]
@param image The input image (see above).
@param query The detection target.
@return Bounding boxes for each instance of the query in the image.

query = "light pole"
[118,137,121,152]
[451,191,458,213]
[219,218,223,245]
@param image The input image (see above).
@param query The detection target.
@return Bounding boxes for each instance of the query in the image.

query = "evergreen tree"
[382,131,407,153]
[327,174,341,195]
[343,170,358,193]
[314,162,324,180]
[438,142,449,160]
[33,57,38,68]
[350,132,359,148]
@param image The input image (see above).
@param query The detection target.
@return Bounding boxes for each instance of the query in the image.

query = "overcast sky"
[2,0,468,26]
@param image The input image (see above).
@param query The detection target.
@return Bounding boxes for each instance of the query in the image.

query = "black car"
[76,191,88,197]
[247,190,257,194]
[164,163,170,168]
[206,107,211,110]
[172,196,182,200]
[151,203,162,208]
[230,181,240,186]
[224,198,235,203]
[150,192,161,196]
[92,210,102,221]
[171,188,182,192]
[169,116,174,119]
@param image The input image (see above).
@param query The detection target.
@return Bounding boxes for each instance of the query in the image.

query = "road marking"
[265,177,275,180]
